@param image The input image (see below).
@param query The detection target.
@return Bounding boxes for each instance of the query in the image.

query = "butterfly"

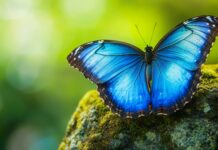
[67,16,218,118]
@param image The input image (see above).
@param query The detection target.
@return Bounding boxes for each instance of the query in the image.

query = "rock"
[59,65,218,150]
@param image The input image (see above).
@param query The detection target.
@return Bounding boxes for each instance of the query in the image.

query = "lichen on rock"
[59,65,218,150]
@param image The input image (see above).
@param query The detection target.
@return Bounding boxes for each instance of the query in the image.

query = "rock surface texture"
[59,65,218,150]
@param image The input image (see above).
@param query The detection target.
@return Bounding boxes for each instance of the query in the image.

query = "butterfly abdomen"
[146,64,152,91]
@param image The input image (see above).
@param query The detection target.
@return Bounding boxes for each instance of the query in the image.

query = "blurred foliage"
[0,0,218,149]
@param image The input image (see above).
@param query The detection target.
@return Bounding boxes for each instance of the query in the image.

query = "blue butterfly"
[68,16,218,118]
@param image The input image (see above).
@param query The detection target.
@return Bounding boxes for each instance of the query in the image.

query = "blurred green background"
[0,0,218,149]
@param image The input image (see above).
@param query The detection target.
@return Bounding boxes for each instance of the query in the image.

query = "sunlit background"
[0,0,218,149]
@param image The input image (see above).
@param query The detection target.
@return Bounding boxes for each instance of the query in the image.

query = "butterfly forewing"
[151,16,218,114]
[68,40,151,117]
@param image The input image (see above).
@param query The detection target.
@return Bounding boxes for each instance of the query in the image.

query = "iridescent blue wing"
[151,16,218,114]
[68,40,151,117]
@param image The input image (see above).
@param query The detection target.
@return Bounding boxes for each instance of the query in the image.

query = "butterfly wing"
[68,40,151,117]
[151,16,218,114]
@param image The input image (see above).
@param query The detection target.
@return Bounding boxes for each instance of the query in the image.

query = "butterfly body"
[68,16,218,118]
[145,46,154,64]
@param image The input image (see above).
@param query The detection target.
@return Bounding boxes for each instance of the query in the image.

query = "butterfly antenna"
[149,22,157,45]
[135,24,147,45]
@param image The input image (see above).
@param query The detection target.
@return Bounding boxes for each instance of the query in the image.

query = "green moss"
[171,118,218,149]
[199,65,218,93]
[59,65,218,150]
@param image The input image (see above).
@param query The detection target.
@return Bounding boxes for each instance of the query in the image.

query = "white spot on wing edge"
[87,41,94,45]
[74,47,81,55]
[192,17,199,20]
[98,40,104,44]
[206,16,213,22]
[183,21,188,25]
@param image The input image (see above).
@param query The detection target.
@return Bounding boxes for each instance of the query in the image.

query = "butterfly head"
[145,45,153,64]
[145,45,153,52]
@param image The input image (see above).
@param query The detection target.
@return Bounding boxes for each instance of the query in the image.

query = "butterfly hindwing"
[151,59,201,114]
[98,59,151,117]
[151,16,218,113]
[68,40,151,117]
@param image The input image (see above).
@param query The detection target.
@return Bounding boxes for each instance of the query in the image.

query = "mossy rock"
[59,65,218,150]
